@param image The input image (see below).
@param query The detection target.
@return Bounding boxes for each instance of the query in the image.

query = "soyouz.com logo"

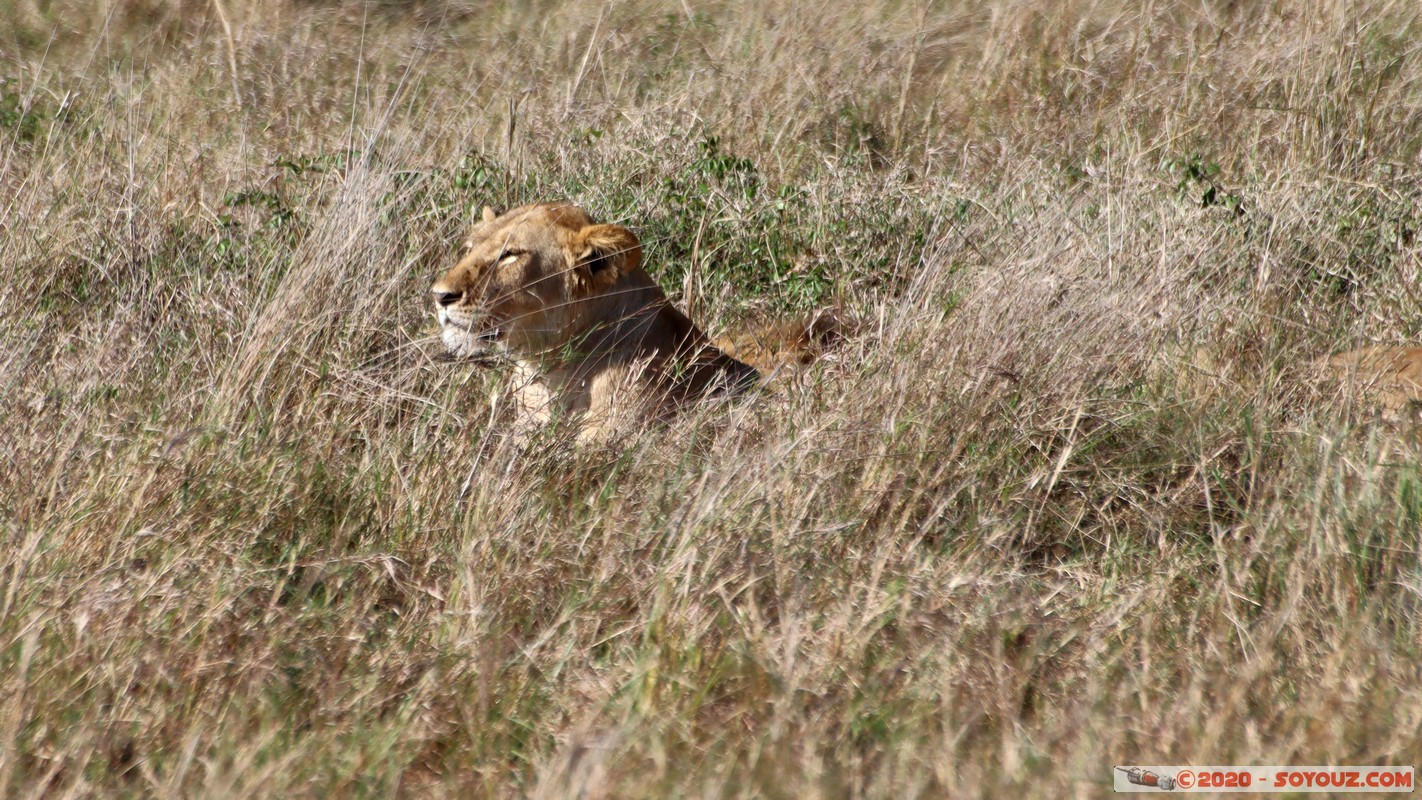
[1113,766,1414,793]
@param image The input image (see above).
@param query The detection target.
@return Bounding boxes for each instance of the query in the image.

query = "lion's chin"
[441,325,505,360]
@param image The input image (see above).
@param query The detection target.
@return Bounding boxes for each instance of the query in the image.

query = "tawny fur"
[713,309,847,375]
[1315,345,1422,415]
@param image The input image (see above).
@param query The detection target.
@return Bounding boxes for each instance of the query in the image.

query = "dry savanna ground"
[3,0,1422,797]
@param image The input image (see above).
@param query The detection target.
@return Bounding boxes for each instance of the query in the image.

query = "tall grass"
[3,0,1422,796]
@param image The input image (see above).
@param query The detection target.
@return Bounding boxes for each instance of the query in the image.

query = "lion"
[431,202,836,445]
[1314,345,1422,416]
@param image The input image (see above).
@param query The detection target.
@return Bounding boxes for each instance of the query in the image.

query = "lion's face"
[431,203,641,359]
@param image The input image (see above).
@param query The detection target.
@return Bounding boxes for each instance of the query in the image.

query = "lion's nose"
[433,289,462,307]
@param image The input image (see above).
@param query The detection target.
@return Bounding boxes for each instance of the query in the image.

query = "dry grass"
[3,0,1422,796]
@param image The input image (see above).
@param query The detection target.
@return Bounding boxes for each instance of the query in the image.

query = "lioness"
[432,202,816,445]
[1316,345,1422,415]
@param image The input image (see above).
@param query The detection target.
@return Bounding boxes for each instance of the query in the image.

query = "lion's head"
[430,203,642,359]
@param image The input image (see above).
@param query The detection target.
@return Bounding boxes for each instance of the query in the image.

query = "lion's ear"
[570,224,642,287]
[481,206,499,222]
